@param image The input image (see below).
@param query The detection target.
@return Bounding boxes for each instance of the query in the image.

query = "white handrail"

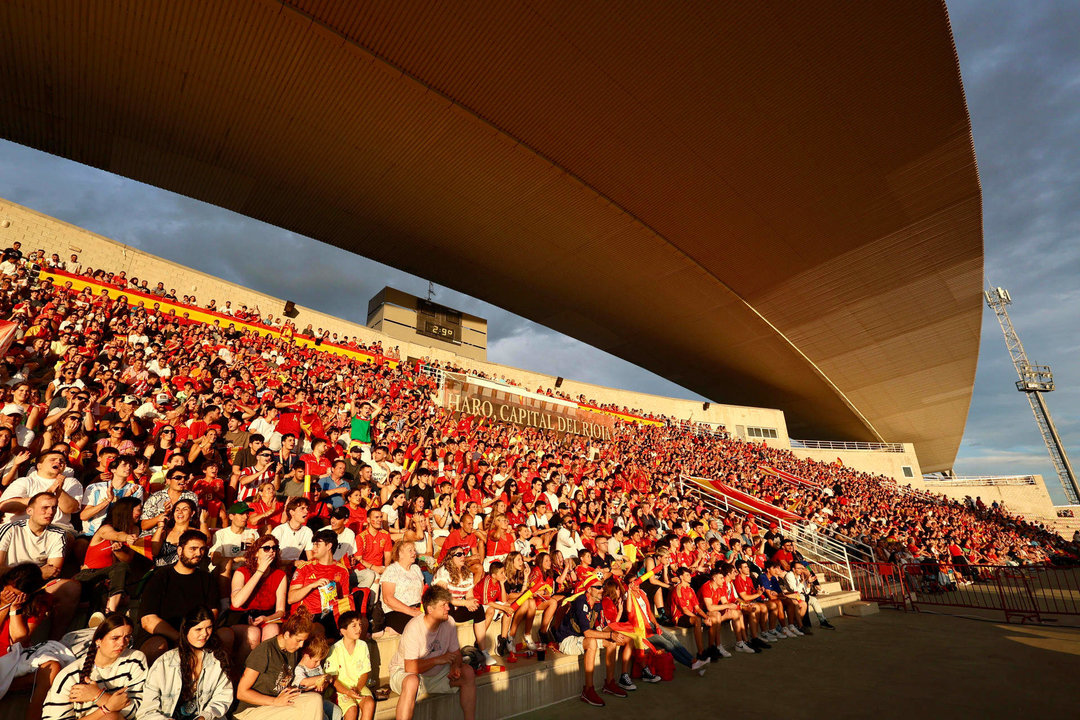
[678,475,856,589]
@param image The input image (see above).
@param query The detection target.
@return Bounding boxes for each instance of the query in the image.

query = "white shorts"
[390,664,456,699]
[558,635,585,656]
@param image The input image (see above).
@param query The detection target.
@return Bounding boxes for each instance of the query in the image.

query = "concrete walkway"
[512,611,1080,720]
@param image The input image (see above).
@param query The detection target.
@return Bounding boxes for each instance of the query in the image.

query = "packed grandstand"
[0,245,1075,720]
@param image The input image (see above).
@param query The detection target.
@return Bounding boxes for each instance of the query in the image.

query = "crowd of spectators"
[0,241,1074,719]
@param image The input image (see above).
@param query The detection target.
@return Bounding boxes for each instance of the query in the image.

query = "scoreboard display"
[416,299,462,344]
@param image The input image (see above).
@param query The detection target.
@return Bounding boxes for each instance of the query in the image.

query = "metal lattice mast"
[984,286,1079,504]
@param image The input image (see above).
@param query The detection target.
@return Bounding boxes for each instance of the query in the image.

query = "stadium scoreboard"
[416,298,462,345]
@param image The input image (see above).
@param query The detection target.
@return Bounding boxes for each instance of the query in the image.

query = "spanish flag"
[511,578,553,611]
[608,583,655,651]
[126,536,155,560]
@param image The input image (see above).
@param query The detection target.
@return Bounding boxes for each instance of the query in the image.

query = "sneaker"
[820,619,836,630]
[706,646,721,662]
[602,681,628,698]
[581,685,606,707]
[482,650,498,666]
[800,626,813,636]
[716,644,733,658]
[787,625,804,637]
[764,631,781,641]
[691,657,709,672]
[88,612,106,629]
[497,636,510,656]
[618,673,637,691]
[735,641,758,654]
[697,651,712,665]
[750,637,771,650]
[782,627,798,638]
[641,667,662,683]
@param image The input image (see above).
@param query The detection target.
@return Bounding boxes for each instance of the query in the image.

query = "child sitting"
[293,634,341,720]
[324,611,376,720]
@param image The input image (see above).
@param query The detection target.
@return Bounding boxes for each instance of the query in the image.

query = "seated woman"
[501,551,539,652]
[234,609,323,720]
[138,606,234,720]
[73,497,145,614]
[42,613,147,720]
[432,547,495,664]
[227,535,288,667]
[528,552,566,647]
[153,499,208,568]
[0,564,60,720]
[379,539,425,636]
[246,481,283,534]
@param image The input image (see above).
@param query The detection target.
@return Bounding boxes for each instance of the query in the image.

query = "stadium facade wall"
[913,475,1059,523]
[792,445,924,483]
[0,197,837,449]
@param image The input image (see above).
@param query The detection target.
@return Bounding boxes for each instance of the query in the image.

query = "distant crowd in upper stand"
[0,239,1075,720]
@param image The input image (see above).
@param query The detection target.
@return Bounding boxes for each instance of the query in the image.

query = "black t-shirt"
[139,566,220,630]
[236,638,298,713]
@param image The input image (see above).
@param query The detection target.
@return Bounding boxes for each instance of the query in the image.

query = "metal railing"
[678,474,857,589]
[790,439,905,452]
[923,475,1037,487]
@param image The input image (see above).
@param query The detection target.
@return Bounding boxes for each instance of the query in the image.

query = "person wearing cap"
[0,403,36,448]
[552,571,630,706]
[210,502,260,579]
[134,391,172,421]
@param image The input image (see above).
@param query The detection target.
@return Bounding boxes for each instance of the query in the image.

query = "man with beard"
[138,529,230,663]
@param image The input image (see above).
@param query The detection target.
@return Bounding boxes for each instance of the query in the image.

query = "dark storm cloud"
[0,3,1077,498]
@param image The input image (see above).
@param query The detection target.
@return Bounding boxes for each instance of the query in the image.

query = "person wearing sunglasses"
[227,534,288,667]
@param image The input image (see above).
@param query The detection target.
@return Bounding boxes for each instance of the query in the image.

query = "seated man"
[0,492,80,639]
[138,528,231,663]
[732,560,773,649]
[388,585,477,720]
[785,561,835,630]
[669,566,718,664]
[552,573,631,707]
[288,529,354,639]
[700,563,755,655]
[758,561,805,638]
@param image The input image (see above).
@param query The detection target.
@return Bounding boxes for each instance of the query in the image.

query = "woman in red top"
[483,513,514,571]
[0,564,59,720]
[227,534,288,665]
[72,497,144,614]
[529,552,566,646]
[247,480,284,532]
[455,473,483,514]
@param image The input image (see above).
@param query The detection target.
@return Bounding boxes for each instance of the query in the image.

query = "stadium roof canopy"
[0,1,982,471]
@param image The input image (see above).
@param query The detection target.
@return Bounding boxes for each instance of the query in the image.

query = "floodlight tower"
[984,286,1079,504]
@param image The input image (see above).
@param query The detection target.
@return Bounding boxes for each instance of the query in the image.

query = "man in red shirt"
[700,564,753,656]
[288,529,352,639]
[353,509,392,597]
[669,566,715,665]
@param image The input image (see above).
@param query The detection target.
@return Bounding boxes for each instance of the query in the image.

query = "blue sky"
[0,1,1077,501]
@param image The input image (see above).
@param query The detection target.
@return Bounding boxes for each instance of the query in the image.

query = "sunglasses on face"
[259,545,279,552]
[161,429,175,434]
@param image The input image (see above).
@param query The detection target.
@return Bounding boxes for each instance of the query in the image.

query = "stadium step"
[818,581,843,595]
[840,600,880,617]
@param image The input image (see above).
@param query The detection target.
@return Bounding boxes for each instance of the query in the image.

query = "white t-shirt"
[210,526,259,562]
[433,566,475,600]
[387,614,459,678]
[332,527,356,561]
[555,527,581,559]
[380,561,425,613]
[0,471,84,528]
[271,523,313,563]
[0,519,67,566]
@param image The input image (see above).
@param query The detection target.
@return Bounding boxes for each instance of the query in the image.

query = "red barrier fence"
[850,561,1080,625]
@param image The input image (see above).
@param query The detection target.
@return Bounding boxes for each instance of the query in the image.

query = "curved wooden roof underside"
[0,0,983,471]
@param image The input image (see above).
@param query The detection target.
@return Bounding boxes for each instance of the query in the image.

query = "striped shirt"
[42,650,148,720]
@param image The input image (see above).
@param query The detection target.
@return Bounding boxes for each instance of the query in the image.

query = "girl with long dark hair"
[42,613,147,720]
[138,606,233,720]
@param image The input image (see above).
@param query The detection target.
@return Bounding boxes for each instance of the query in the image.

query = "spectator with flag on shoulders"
[288,528,353,640]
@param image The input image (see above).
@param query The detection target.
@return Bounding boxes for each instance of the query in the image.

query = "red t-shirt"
[733,575,758,600]
[670,584,701,622]
[699,581,730,610]
[355,529,393,566]
[437,529,479,563]
[289,562,350,614]
[472,575,503,604]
